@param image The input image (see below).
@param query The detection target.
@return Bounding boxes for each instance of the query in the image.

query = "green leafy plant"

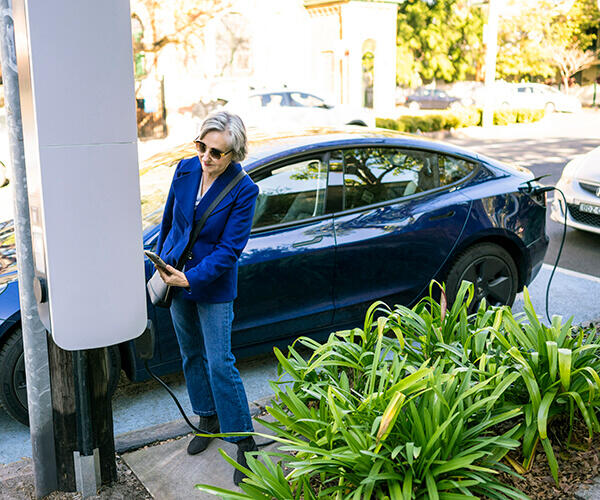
[492,289,600,483]
[196,299,526,499]
[388,281,507,368]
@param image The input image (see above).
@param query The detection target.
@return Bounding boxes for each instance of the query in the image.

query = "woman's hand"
[157,265,190,288]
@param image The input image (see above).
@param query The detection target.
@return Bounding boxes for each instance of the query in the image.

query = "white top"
[195,178,204,206]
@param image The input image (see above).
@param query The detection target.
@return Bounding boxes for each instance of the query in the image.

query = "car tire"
[0,326,121,426]
[408,101,420,111]
[544,102,556,113]
[0,328,28,425]
[446,243,518,312]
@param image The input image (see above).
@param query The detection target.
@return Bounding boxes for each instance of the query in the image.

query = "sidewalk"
[119,399,280,499]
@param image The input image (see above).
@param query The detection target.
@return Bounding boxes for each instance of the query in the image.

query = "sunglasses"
[194,140,233,161]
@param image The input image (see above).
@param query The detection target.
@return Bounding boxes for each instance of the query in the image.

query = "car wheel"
[0,328,28,425]
[544,102,556,113]
[0,326,121,426]
[408,101,420,111]
[446,243,518,312]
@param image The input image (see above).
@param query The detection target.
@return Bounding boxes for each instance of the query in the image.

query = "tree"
[130,0,234,75]
[540,0,599,91]
[496,0,600,87]
[396,0,485,86]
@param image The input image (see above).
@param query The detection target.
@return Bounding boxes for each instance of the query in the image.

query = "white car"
[225,90,375,130]
[551,147,600,234]
[505,84,581,113]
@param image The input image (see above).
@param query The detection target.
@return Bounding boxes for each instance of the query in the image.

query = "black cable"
[143,359,276,447]
[543,187,568,324]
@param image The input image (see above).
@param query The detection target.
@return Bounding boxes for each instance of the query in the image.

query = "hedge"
[376,107,546,133]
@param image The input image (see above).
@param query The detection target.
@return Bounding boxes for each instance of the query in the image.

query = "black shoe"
[233,436,258,486]
[187,414,220,455]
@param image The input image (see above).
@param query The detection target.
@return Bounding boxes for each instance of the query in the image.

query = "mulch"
[499,431,600,499]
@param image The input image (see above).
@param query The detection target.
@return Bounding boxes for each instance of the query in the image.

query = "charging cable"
[518,179,568,323]
[136,325,276,447]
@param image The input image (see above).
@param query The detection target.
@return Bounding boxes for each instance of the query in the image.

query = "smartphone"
[144,250,170,272]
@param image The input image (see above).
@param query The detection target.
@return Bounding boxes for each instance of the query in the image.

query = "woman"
[154,111,259,485]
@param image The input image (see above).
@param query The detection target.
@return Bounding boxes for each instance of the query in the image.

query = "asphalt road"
[445,109,600,278]
[2,110,600,465]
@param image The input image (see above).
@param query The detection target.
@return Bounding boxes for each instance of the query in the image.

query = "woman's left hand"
[157,265,190,288]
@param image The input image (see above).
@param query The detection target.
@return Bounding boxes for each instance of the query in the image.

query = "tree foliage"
[496,0,600,86]
[396,0,485,86]
[130,0,234,73]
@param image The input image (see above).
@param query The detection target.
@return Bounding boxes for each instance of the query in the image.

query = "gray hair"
[198,110,247,162]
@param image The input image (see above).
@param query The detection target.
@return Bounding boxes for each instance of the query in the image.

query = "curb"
[115,394,275,454]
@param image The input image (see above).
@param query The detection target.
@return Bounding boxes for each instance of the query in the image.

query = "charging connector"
[519,180,568,323]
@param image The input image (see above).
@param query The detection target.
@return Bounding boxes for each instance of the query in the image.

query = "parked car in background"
[503,83,581,113]
[551,146,600,234]
[0,126,548,425]
[225,90,375,129]
[405,88,471,111]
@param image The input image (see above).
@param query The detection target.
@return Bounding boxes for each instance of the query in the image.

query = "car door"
[330,146,473,325]
[233,154,336,347]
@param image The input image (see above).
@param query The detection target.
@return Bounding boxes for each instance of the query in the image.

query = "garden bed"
[196,283,600,499]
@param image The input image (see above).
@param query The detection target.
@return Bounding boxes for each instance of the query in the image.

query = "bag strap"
[176,169,247,270]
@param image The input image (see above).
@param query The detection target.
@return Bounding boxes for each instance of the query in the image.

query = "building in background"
[132,0,400,137]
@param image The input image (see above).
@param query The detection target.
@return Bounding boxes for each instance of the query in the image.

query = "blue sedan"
[0,127,548,425]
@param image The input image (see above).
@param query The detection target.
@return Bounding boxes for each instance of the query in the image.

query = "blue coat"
[156,157,259,303]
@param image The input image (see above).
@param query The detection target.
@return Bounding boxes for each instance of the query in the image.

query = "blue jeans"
[170,292,254,443]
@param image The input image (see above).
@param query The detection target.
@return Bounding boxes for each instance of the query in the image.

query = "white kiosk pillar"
[14,0,147,351]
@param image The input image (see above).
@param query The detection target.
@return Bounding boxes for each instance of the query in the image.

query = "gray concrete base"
[122,418,279,500]
[576,477,600,499]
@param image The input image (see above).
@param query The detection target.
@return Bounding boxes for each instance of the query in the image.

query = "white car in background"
[505,84,581,113]
[551,147,600,234]
[225,90,375,130]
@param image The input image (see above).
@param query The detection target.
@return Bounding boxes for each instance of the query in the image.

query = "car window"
[252,158,328,229]
[288,92,324,108]
[338,147,439,210]
[260,94,284,107]
[438,155,475,186]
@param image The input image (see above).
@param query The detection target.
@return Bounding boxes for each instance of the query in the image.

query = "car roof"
[139,126,482,174]
[249,127,481,164]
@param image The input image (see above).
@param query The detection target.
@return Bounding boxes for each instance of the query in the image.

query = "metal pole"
[482,0,500,128]
[0,0,57,497]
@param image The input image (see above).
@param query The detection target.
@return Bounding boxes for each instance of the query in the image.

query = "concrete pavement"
[120,406,280,500]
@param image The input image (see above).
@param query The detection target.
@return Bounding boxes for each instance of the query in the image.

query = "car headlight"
[559,156,583,183]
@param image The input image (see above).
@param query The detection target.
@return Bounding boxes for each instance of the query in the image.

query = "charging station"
[13,0,147,350]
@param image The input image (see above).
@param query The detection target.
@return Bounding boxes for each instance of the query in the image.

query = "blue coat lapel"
[193,162,242,221]
[172,157,202,225]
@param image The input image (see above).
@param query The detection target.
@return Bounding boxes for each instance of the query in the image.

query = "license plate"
[580,203,600,215]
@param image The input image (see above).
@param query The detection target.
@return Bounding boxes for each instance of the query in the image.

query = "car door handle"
[293,235,323,247]
[429,210,455,221]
